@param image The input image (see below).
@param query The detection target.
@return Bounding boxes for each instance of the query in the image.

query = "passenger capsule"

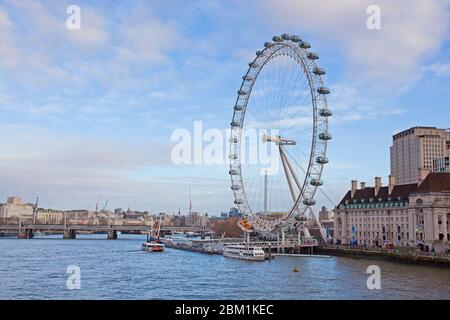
[319,108,332,117]
[313,67,326,75]
[249,62,259,68]
[307,52,319,60]
[272,35,283,42]
[303,198,316,206]
[237,89,247,95]
[234,105,244,111]
[229,169,239,175]
[316,156,329,164]
[231,185,241,191]
[231,121,240,127]
[317,87,330,95]
[264,41,271,48]
[234,199,244,205]
[242,75,253,81]
[281,33,291,41]
[310,178,323,186]
[299,41,311,49]
[319,132,332,140]
[291,35,301,42]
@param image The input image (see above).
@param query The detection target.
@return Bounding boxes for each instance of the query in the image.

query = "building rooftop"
[392,126,448,139]
[416,172,450,193]
[338,173,450,205]
[339,184,417,205]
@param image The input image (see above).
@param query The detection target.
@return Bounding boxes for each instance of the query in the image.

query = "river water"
[0,234,449,300]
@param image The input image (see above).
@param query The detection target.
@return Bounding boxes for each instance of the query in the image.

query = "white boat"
[223,244,265,261]
[141,214,165,252]
[141,242,165,252]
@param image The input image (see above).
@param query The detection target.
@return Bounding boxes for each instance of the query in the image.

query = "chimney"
[360,182,366,190]
[388,175,396,195]
[351,180,358,197]
[374,177,382,196]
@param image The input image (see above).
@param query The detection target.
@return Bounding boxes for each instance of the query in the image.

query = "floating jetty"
[160,234,321,260]
[160,237,224,255]
[273,253,332,258]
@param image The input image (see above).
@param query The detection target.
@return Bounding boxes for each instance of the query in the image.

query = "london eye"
[229,34,332,235]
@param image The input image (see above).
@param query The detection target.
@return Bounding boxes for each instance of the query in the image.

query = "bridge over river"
[0,223,209,240]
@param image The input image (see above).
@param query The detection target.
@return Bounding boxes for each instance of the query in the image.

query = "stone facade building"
[333,173,450,253]
[0,196,34,222]
[36,209,63,224]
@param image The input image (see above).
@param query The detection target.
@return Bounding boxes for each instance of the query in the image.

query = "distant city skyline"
[0,1,449,213]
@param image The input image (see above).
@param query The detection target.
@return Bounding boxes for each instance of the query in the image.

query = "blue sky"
[0,0,449,213]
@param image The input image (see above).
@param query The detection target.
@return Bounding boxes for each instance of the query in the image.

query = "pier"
[162,237,319,255]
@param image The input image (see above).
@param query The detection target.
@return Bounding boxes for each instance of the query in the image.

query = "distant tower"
[189,188,192,214]
[264,170,268,213]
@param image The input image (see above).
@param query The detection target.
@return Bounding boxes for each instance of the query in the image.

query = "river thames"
[0,234,449,300]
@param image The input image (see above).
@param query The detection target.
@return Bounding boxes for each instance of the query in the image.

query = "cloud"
[0,1,110,87]
[328,82,403,123]
[118,20,181,64]
[28,103,65,115]
[422,62,450,77]
[0,124,187,211]
[65,8,110,49]
[0,1,188,127]
[0,1,182,87]
[0,6,20,70]
[259,0,450,88]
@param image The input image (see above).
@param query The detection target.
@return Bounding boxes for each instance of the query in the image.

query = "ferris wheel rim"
[229,35,331,233]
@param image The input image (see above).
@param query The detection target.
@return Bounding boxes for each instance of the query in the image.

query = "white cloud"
[259,0,450,88]
[422,62,450,77]
[118,20,181,64]
[0,1,182,87]
[0,125,234,213]
[0,124,187,211]
[0,2,110,86]
[28,103,65,115]
[0,6,20,70]
[328,82,403,123]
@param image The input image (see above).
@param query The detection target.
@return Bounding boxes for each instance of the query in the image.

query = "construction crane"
[103,199,109,212]
[32,196,39,224]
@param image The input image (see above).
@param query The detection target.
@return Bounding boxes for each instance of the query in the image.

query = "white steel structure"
[229,34,332,234]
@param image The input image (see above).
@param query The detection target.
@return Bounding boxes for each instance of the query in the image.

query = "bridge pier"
[276,233,280,253]
[18,229,34,239]
[107,230,117,240]
[63,229,76,239]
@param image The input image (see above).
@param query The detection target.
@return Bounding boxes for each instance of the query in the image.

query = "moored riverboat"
[223,244,265,261]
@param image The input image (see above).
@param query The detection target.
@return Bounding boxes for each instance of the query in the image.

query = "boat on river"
[223,244,265,261]
[142,215,165,252]
[141,242,165,252]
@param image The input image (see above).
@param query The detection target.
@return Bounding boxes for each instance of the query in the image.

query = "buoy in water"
[292,267,300,273]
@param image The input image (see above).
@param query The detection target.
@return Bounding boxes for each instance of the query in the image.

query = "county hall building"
[333,173,450,253]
